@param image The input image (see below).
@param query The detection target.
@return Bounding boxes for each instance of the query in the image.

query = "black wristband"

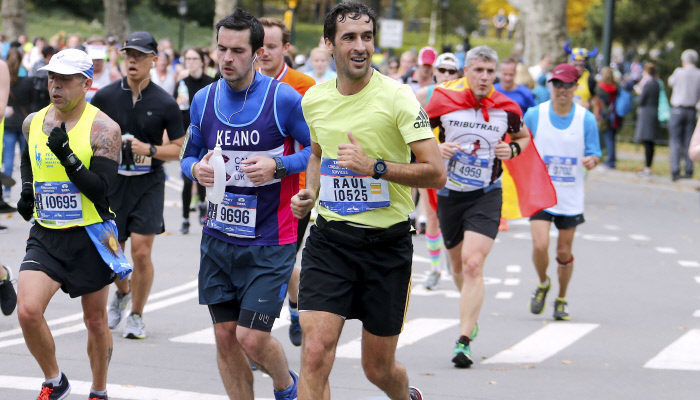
[509,142,521,158]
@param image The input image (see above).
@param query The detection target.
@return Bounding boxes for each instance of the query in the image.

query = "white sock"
[45,372,62,386]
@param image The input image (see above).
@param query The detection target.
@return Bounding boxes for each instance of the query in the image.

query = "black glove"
[16,182,35,221]
[46,122,73,163]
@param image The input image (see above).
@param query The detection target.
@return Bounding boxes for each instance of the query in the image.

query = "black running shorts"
[108,169,166,242]
[21,224,116,298]
[299,216,413,337]
[437,187,502,249]
[530,210,584,230]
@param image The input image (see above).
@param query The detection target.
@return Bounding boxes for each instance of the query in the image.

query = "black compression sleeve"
[20,145,33,186]
[65,156,118,207]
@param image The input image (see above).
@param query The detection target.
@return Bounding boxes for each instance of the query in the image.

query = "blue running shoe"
[289,311,302,347]
[452,341,473,368]
[37,372,71,400]
[274,370,298,400]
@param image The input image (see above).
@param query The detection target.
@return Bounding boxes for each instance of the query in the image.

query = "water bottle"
[206,145,226,204]
[177,80,189,111]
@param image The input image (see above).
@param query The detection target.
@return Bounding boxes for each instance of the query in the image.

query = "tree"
[1,0,27,40]
[509,0,568,65]
[212,0,238,45]
[104,0,129,42]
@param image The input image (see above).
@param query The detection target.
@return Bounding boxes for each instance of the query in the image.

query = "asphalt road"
[1,164,699,400]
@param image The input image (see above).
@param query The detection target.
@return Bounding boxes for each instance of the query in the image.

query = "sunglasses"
[552,80,576,89]
[437,67,458,75]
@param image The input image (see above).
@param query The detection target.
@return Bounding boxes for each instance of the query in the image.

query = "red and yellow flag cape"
[425,77,556,219]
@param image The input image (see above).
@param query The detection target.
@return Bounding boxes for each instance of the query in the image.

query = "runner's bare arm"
[495,126,530,160]
[291,142,322,219]
[91,112,122,163]
[126,135,185,161]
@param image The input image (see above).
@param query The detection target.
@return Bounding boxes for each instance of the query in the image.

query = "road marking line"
[603,224,620,231]
[580,234,619,242]
[694,310,700,318]
[170,308,291,344]
[678,260,700,268]
[0,374,267,400]
[412,255,430,264]
[629,234,650,241]
[655,247,677,254]
[506,265,521,273]
[495,291,513,299]
[504,278,520,286]
[0,282,199,348]
[695,276,700,284]
[165,178,184,191]
[483,323,599,364]
[0,280,199,340]
[509,219,530,226]
[644,329,700,371]
[335,318,459,359]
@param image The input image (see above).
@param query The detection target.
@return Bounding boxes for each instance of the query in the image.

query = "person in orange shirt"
[258,17,314,347]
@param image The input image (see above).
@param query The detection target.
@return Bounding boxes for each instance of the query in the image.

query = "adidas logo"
[414,109,430,129]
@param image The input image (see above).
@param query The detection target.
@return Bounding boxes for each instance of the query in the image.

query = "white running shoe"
[107,291,131,329]
[123,313,147,339]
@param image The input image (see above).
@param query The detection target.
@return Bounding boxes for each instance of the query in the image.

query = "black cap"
[122,32,157,54]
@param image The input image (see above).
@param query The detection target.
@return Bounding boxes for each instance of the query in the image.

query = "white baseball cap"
[86,45,107,61]
[435,53,458,69]
[39,48,94,78]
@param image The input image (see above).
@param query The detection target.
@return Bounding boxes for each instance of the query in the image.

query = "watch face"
[376,162,386,173]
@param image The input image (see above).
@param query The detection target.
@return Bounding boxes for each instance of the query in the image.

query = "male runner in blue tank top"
[180,9,310,400]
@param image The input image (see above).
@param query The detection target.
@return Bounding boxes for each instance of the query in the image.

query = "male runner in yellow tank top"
[15,48,123,400]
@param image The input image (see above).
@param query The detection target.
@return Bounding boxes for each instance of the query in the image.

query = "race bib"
[447,150,489,190]
[319,158,390,215]
[206,193,257,238]
[543,155,578,185]
[34,181,83,226]
[118,153,152,176]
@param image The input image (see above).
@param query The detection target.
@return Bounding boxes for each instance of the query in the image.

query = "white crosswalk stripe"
[170,307,292,344]
[483,323,599,364]
[644,329,700,371]
[328,318,458,359]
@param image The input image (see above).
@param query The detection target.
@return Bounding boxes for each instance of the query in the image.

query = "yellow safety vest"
[29,103,103,228]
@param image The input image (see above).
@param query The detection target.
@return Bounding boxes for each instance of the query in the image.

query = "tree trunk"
[104,0,129,43]
[1,0,26,40]
[213,0,238,46]
[509,0,568,66]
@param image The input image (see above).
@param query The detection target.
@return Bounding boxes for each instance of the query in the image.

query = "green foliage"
[30,0,141,20]
[149,0,215,27]
[577,0,699,78]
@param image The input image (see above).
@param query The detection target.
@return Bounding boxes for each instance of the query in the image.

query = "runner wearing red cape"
[424,45,555,368]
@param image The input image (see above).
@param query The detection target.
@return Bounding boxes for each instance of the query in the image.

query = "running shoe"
[107,291,131,329]
[553,298,570,321]
[424,270,441,290]
[88,393,108,400]
[123,312,147,339]
[37,372,70,400]
[529,277,550,315]
[180,220,190,234]
[0,225,8,233]
[498,218,509,231]
[0,198,16,214]
[409,386,424,400]
[273,370,298,400]
[0,171,15,188]
[452,340,473,368]
[289,310,302,347]
[0,265,17,316]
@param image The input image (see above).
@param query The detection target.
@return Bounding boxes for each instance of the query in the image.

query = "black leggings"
[181,173,206,219]
[642,140,655,168]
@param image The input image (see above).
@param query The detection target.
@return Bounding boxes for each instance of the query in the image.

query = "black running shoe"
[37,372,71,400]
[0,199,16,214]
[0,265,17,316]
[88,392,108,400]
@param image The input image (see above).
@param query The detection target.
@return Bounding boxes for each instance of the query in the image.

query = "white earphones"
[252,54,258,65]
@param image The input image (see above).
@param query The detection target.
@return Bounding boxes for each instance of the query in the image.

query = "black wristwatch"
[372,158,387,179]
[273,157,287,179]
[149,144,157,157]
